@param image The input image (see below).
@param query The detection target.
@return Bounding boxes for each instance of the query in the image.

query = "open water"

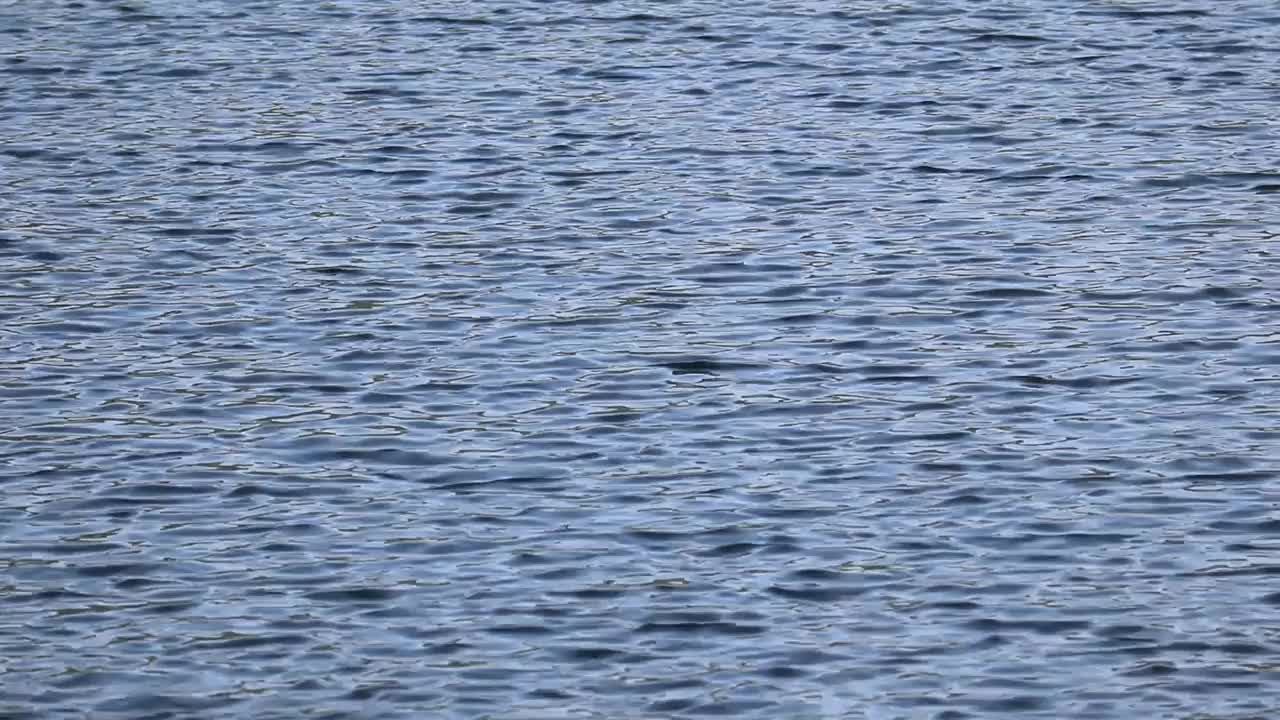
[3,1,1280,718]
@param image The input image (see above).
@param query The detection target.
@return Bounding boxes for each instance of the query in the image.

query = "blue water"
[3,1,1280,718]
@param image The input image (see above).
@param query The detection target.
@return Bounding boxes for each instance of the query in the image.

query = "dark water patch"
[650,356,772,375]
[767,583,870,603]
[72,563,162,579]
[187,633,311,651]
[304,588,400,603]
[636,621,767,637]
[964,618,1092,636]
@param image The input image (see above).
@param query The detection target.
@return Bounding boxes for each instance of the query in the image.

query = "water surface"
[3,1,1280,718]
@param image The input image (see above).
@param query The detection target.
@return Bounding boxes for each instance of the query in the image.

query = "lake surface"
[3,1,1280,717]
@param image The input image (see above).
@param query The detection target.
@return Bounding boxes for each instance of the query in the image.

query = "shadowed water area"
[3,0,1280,717]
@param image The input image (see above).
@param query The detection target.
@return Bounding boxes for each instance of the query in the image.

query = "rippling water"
[4,1,1280,717]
